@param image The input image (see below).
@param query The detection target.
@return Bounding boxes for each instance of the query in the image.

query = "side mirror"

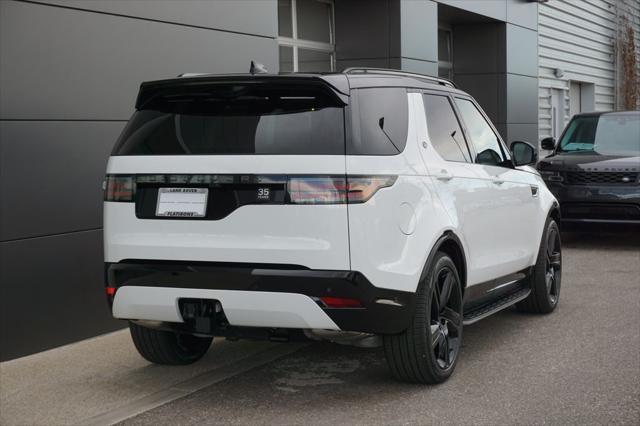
[540,137,556,151]
[510,141,538,167]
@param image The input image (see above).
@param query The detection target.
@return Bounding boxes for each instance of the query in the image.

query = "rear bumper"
[106,261,415,335]
[545,183,640,223]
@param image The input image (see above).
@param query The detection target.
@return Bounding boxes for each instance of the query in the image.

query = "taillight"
[287,175,396,204]
[104,175,135,202]
[288,177,347,204]
[345,176,397,203]
[102,174,395,204]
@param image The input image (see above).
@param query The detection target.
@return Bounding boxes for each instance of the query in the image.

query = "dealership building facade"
[1,0,638,360]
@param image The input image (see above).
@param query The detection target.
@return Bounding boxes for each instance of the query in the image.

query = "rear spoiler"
[135,74,350,110]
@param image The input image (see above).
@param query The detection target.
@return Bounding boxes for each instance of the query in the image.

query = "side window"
[423,94,471,162]
[454,98,507,167]
[349,88,409,155]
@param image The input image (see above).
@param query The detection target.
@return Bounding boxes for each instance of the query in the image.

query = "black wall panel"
[0,0,279,360]
[0,0,278,120]
[0,121,124,241]
[0,230,121,361]
[41,0,278,38]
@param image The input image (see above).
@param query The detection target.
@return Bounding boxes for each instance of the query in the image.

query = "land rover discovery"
[104,68,561,384]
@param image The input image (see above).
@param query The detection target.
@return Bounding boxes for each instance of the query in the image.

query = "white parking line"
[1,329,305,426]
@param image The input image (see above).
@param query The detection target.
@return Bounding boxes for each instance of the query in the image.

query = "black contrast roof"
[135,68,465,109]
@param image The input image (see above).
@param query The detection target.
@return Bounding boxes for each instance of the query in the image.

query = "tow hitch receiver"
[178,298,227,334]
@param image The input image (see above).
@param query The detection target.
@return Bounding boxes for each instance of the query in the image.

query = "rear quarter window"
[349,87,408,155]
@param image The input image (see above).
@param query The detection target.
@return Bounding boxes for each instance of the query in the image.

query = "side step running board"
[463,288,531,325]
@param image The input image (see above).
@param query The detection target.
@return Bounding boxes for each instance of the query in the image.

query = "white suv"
[104,68,562,384]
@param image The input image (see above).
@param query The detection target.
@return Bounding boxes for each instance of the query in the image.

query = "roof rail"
[343,67,456,88]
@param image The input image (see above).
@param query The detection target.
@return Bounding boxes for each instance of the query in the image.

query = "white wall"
[538,0,640,143]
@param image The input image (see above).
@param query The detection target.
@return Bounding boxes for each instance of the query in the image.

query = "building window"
[438,27,453,80]
[278,0,335,72]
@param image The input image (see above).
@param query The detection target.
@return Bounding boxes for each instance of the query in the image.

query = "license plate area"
[134,175,288,220]
[155,187,208,218]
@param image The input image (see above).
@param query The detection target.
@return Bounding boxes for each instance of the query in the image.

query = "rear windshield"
[113,84,345,155]
[558,114,640,156]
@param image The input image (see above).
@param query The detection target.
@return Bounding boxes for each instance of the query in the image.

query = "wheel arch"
[419,231,468,295]
[548,201,561,227]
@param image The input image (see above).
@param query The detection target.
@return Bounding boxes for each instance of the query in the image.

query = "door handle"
[492,179,505,185]
[435,169,453,181]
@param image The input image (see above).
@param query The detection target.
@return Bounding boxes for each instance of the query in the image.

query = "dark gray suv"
[537,111,640,224]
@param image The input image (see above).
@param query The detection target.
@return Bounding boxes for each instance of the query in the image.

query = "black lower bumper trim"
[106,260,415,335]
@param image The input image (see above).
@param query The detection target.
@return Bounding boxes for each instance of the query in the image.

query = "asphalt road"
[1,227,639,425]
[121,228,640,426]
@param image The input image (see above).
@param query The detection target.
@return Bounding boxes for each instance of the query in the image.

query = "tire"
[129,322,213,365]
[517,218,562,314]
[383,252,463,384]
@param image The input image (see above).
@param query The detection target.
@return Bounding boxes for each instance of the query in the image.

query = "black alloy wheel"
[383,252,463,384]
[545,224,562,306]
[430,265,463,370]
[517,218,562,314]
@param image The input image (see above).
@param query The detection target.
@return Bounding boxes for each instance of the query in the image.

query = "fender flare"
[418,231,468,293]
[548,201,561,223]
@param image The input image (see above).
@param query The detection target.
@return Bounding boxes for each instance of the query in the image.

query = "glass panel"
[278,0,293,37]
[297,0,332,43]
[454,98,506,166]
[423,94,470,162]
[438,29,452,62]
[558,114,640,156]
[114,86,345,155]
[279,45,294,72]
[298,48,332,72]
[351,88,409,155]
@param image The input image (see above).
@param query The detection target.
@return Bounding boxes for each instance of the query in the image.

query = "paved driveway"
[2,228,639,425]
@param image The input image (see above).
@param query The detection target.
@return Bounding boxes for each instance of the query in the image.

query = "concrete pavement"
[0,332,303,425]
[1,229,639,425]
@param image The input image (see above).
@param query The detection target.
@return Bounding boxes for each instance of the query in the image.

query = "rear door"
[104,80,350,270]
[417,91,504,287]
[451,97,539,280]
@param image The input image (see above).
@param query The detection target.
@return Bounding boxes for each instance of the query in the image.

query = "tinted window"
[350,88,408,155]
[298,49,332,72]
[113,86,344,156]
[296,0,332,43]
[423,94,470,162]
[277,0,293,37]
[455,98,506,166]
[558,114,640,156]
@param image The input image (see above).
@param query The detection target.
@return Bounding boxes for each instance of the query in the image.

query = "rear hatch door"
[104,77,351,270]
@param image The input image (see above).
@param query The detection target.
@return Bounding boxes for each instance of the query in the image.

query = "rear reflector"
[105,287,117,297]
[320,296,363,308]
